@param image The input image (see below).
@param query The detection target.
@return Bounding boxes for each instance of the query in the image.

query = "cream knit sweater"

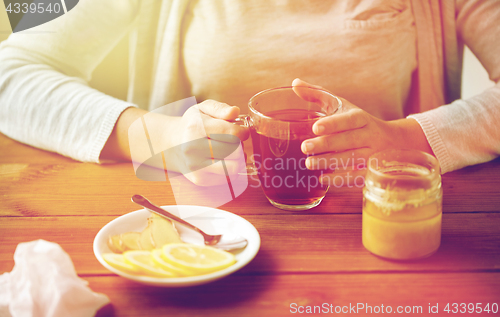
[0,0,499,173]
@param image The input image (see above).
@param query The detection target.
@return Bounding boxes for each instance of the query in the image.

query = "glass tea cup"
[235,86,342,211]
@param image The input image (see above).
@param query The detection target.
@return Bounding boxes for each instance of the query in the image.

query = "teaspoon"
[131,195,248,251]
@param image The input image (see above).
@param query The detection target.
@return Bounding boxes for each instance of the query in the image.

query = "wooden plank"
[0,216,112,274]
[441,158,500,213]
[0,163,178,217]
[2,160,500,217]
[0,161,365,216]
[86,273,500,317]
[2,214,499,275]
[0,134,70,164]
[2,128,500,216]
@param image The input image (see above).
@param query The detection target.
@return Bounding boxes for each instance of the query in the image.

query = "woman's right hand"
[167,100,249,186]
[103,100,249,186]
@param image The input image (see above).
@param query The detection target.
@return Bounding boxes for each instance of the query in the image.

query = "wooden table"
[1,132,499,316]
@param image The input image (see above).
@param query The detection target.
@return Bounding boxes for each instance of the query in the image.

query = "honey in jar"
[362,149,442,260]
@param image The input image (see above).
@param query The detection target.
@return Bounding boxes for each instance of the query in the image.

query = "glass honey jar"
[362,149,442,260]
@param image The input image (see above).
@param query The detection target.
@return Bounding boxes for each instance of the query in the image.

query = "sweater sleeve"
[408,0,500,174]
[0,0,139,163]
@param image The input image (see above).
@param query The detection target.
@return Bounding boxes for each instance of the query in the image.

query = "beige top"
[181,0,416,120]
[0,0,499,174]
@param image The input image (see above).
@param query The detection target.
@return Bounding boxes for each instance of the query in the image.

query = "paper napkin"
[0,240,109,317]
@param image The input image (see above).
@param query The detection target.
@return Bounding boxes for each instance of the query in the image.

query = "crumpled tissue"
[0,240,109,317]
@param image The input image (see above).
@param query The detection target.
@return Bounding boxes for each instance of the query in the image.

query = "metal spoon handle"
[131,195,202,235]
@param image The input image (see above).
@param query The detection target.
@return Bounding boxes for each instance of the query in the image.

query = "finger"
[312,107,368,135]
[305,148,372,170]
[220,157,247,175]
[208,139,245,161]
[319,169,367,188]
[200,113,250,141]
[291,78,342,115]
[197,100,240,120]
[186,141,244,162]
[208,133,240,143]
[181,156,246,177]
[178,137,244,164]
[302,128,370,155]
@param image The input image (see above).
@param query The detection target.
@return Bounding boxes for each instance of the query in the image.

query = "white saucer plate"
[93,205,260,287]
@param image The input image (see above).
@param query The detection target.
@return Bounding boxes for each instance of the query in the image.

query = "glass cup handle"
[230,115,258,176]
[231,114,250,127]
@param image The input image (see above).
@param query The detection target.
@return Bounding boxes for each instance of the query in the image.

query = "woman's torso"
[180,0,416,120]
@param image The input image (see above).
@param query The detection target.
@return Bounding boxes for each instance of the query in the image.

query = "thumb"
[291,78,325,102]
[291,78,342,115]
[292,78,324,89]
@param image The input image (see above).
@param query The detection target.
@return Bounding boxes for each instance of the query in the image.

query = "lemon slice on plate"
[102,253,138,275]
[162,243,236,275]
[123,250,176,278]
[151,249,192,277]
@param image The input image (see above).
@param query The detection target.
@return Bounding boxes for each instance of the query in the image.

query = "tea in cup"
[237,86,342,210]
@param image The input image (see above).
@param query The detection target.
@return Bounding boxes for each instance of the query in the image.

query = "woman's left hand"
[293,79,433,187]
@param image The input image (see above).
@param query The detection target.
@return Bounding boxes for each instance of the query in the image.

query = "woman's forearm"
[0,0,139,163]
[100,107,182,163]
[100,107,148,161]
